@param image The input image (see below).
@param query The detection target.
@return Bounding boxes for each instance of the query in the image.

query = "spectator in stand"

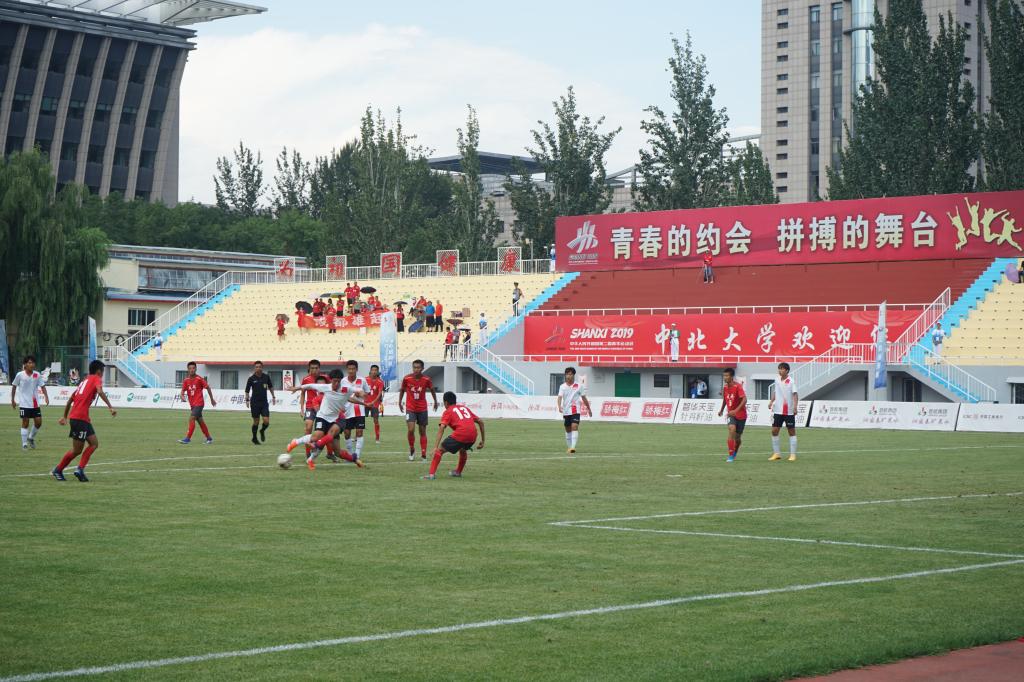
[153,332,163,361]
[312,298,323,317]
[425,301,436,332]
[670,323,680,362]
[434,300,444,332]
[296,306,308,333]
[396,304,406,333]
[931,323,945,361]
[276,316,286,341]
[325,301,337,334]
[462,328,473,358]
[702,253,715,284]
[689,379,699,399]
[478,312,488,345]
[549,244,556,272]
[444,327,454,361]
[512,282,523,316]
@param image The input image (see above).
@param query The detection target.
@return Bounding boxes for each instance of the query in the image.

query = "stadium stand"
[942,276,1024,365]
[540,259,993,310]
[136,273,558,363]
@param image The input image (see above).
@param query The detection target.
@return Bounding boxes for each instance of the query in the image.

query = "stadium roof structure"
[17,0,266,26]
[428,151,544,177]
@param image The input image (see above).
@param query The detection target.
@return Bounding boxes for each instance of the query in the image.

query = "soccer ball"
[277,453,293,469]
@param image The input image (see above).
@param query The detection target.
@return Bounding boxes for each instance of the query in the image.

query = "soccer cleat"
[178,437,191,444]
[326,452,341,463]
[306,455,316,470]
[421,474,435,480]
[203,438,214,445]
[252,438,260,446]
[769,453,782,461]
[286,439,301,453]
[22,443,29,450]
[408,453,415,462]
[421,452,427,460]
[73,468,89,482]
[569,447,576,454]
[788,454,797,462]
[449,470,462,477]
[28,438,35,449]
[726,455,736,462]
[354,456,365,469]
[51,468,66,481]
[375,439,380,445]
[260,429,267,443]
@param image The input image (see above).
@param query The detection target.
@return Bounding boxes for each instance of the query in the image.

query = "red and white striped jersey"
[558,382,586,416]
[773,376,798,415]
[340,376,368,419]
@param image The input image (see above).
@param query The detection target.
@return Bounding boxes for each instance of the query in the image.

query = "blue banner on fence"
[379,311,398,383]
[0,319,9,380]
[873,302,888,390]
[88,317,97,363]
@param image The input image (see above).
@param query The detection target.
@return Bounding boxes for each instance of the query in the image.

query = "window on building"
[754,379,774,400]
[102,59,122,81]
[777,21,789,29]
[60,142,78,161]
[833,105,841,121]
[11,93,32,113]
[49,52,69,74]
[965,56,972,63]
[87,184,99,195]
[1012,382,1024,404]
[778,139,789,146]
[964,68,972,75]
[94,102,113,122]
[809,5,821,22]
[76,55,95,77]
[964,22,972,29]
[128,308,157,326]
[20,48,41,70]
[221,370,239,391]
[173,370,188,387]
[811,106,819,122]
[34,138,51,154]
[776,171,789,179]
[777,106,789,114]
[135,190,150,202]
[129,61,148,84]
[832,71,842,88]
[113,147,130,167]
[0,44,11,68]
[811,139,820,155]
[778,8,789,16]
[120,105,138,125]
[776,87,789,95]
[68,99,85,119]
[831,138,842,155]
[811,40,821,56]
[87,145,105,164]
[777,54,789,62]
[831,2,842,20]
[5,136,24,155]
[811,73,821,90]
[777,120,788,127]
[40,97,59,115]
[811,173,820,196]
[139,150,156,169]
[776,185,789,193]
[777,73,789,81]
[155,67,172,88]
[146,109,163,129]
[777,41,789,49]
[833,36,842,55]
[776,152,788,160]
[653,374,670,388]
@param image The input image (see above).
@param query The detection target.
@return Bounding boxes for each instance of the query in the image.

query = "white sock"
[28,425,38,439]
[355,437,364,457]
[789,436,798,455]
[20,428,28,445]
[346,438,354,454]
[771,435,781,453]
[570,431,579,448]
[565,433,572,447]
[296,434,312,445]
[309,447,320,461]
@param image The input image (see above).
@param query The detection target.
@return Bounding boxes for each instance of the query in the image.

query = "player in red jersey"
[299,359,325,456]
[178,361,216,444]
[398,359,438,461]
[364,364,385,444]
[717,368,747,462]
[423,391,485,480]
[52,360,116,482]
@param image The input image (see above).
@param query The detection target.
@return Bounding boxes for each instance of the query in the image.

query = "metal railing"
[889,288,951,362]
[472,347,535,395]
[101,346,162,388]
[530,302,929,317]
[791,343,874,395]
[906,343,997,403]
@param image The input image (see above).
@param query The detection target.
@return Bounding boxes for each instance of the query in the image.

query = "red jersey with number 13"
[442,404,478,442]
[401,373,433,412]
[69,374,102,422]
[723,381,747,420]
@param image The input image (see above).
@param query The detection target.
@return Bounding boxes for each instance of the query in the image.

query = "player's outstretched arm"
[97,387,117,417]
[475,418,485,449]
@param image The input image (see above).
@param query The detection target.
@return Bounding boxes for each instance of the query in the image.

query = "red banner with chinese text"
[298,311,384,331]
[524,310,919,359]
[556,190,1024,271]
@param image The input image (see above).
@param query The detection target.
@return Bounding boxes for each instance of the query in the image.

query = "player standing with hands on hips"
[768,362,798,461]
[557,367,591,454]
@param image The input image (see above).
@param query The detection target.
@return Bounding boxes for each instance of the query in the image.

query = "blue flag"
[873,302,887,390]
[88,317,97,362]
[379,311,398,383]
[0,319,9,380]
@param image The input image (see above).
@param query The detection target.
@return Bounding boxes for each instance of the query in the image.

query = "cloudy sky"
[178,0,761,203]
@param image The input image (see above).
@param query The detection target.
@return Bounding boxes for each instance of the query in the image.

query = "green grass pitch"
[1,406,1022,681]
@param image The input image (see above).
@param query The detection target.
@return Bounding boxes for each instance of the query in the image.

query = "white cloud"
[178,25,651,203]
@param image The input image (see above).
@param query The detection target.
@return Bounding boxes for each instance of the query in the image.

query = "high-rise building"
[761,0,993,203]
[0,0,264,205]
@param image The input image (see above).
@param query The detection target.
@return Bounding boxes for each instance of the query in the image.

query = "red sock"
[374,423,380,440]
[429,450,443,476]
[420,435,427,455]
[199,422,211,438]
[316,433,333,448]
[187,420,196,439]
[727,438,735,455]
[305,444,312,456]
[56,450,77,471]
[338,449,355,462]
[456,451,468,474]
[407,431,415,448]
[78,445,97,469]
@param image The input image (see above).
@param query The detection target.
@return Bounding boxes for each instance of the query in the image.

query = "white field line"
[2,559,1022,682]
[565,524,1024,559]
[551,492,1024,526]
[2,444,1020,480]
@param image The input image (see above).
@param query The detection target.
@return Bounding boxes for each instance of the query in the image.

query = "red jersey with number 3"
[442,404,478,442]
[182,376,208,407]
[302,374,326,409]
[69,374,102,423]
[723,381,747,420]
[401,373,433,412]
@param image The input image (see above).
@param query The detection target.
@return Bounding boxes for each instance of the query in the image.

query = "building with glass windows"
[761,0,993,203]
[0,0,264,204]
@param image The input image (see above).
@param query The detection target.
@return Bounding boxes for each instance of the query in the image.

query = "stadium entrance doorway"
[614,372,641,397]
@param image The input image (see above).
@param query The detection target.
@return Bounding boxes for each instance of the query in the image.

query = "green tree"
[725,142,778,206]
[506,86,620,249]
[0,152,108,356]
[634,34,732,210]
[271,147,312,215]
[214,141,265,216]
[450,105,503,261]
[827,0,979,199]
[981,0,1024,191]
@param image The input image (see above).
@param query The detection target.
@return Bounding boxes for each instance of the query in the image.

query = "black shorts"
[250,402,270,419]
[425,317,434,328]
[19,407,41,419]
[772,414,797,429]
[68,419,95,441]
[563,414,581,428]
[368,405,380,418]
[441,436,474,454]
[728,416,747,434]
[345,416,366,431]
[314,417,337,435]
[303,408,318,422]
[190,406,204,419]
[406,410,429,426]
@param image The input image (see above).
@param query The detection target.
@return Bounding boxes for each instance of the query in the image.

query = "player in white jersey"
[767,361,798,462]
[339,360,373,463]
[286,368,365,470]
[11,355,49,449]
[556,366,591,454]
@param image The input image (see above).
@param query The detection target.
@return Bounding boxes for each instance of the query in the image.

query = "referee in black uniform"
[245,360,276,444]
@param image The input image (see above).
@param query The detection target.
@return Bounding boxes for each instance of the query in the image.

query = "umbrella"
[295,301,313,313]
[361,286,377,294]
[458,327,471,332]
[1005,262,1020,284]
[446,317,464,326]
[393,300,408,306]
[276,313,290,323]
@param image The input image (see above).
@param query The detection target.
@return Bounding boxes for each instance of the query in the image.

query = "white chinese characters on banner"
[639,226,662,259]
[777,218,804,253]
[843,215,869,250]
[667,225,691,257]
[611,227,634,260]
[696,223,720,255]
[809,216,837,251]
[874,213,904,249]
[725,221,752,254]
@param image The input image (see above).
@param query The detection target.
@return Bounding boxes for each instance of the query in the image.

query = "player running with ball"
[557,367,591,454]
[286,368,366,470]
[422,391,485,480]
[717,368,747,462]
